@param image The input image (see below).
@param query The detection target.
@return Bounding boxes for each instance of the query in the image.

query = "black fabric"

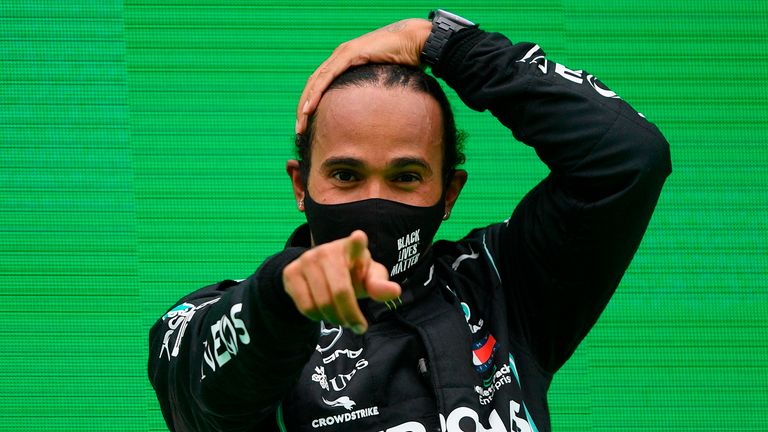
[302,194,445,284]
[148,29,671,432]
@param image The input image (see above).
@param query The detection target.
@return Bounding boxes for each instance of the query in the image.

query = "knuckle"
[311,246,329,261]
[319,243,342,260]
[321,242,337,256]
[284,260,300,275]
[302,248,319,262]
[330,283,352,303]
[315,65,328,76]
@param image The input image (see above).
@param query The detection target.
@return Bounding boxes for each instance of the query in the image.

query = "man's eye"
[394,173,421,183]
[332,171,357,182]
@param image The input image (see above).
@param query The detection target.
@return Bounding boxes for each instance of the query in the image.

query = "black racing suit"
[148,28,671,432]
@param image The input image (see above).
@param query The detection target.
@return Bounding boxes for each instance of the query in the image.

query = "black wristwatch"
[420,9,477,67]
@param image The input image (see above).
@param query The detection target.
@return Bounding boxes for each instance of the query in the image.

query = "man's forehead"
[313,87,442,148]
[315,86,440,127]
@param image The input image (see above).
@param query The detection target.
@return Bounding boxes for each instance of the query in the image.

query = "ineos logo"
[200,303,250,379]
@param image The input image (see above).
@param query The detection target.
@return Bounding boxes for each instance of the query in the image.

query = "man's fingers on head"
[300,58,333,113]
[296,35,367,132]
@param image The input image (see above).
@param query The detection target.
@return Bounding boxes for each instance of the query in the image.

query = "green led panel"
[1,0,765,430]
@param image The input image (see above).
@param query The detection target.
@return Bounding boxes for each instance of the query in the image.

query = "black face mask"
[303,192,445,283]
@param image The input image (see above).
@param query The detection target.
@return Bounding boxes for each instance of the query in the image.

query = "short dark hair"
[295,64,466,185]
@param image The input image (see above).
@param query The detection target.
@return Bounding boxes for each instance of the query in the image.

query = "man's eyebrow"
[320,157,364,170]
[389,157,433,174]
[320,156,433,175]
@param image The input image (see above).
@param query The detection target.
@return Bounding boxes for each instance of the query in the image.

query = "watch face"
[431,9,475,27]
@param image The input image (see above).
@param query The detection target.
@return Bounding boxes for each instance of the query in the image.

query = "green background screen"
[1,0,766,430]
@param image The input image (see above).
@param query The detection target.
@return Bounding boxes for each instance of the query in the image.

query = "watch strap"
[421,10,477,67]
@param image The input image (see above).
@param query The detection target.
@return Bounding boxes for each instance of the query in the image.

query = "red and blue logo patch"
[472,333,498,373]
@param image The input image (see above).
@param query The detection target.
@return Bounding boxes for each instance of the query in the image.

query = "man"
[149,11,671,432]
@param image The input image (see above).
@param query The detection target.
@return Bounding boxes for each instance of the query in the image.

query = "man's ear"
[286,159,305,212]
[444,169,468,219]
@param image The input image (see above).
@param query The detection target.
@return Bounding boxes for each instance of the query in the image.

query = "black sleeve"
[434,29,672,373]
[148,247,319,431]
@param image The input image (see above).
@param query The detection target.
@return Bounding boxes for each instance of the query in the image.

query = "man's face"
[306,85,445,206]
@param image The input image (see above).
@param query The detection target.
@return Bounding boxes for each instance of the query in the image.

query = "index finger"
[346,230,373,295]
[346,230,368,268]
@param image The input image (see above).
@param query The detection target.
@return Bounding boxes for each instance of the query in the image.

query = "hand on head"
[295,18,432,134]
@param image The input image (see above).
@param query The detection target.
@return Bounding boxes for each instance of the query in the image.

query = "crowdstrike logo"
[311,406,380,429]
[322,396,356,410]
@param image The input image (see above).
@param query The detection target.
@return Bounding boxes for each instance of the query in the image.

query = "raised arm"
[295,15,671,373]
[434,29,671,372]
